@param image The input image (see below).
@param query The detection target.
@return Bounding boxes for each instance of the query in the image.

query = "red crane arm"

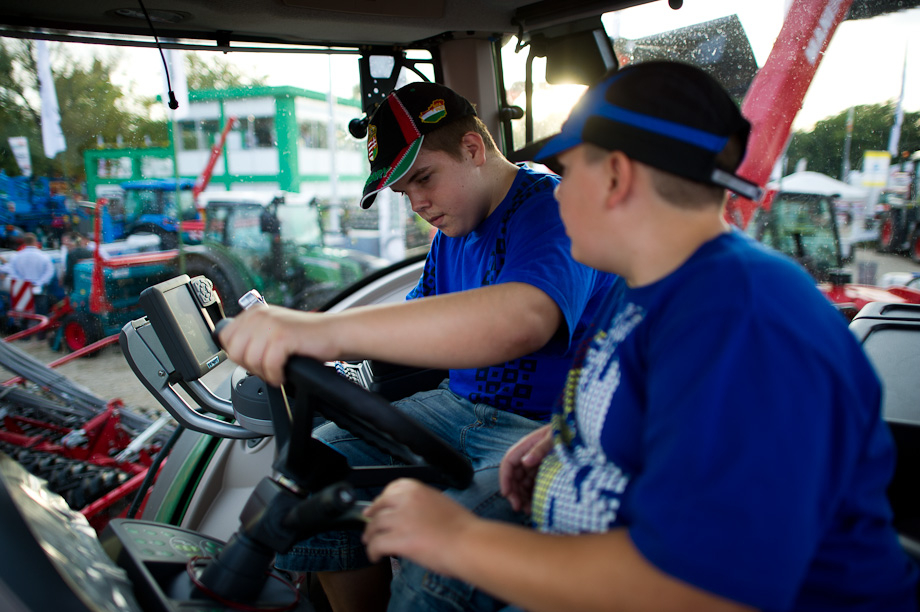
[730,0,854,227]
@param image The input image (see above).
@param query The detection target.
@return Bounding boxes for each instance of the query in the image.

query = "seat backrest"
[851,303,920,541]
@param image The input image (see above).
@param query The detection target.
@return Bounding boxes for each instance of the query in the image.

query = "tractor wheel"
[184,261,246,316]
[910,230,920,264]
[60,312,104,358]
[876,213,897,253]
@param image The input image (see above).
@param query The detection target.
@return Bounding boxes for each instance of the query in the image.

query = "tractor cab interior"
[3,0,920,610]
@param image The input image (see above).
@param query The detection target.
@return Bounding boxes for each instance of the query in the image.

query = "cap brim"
[509,129,588,176]
[509,135,563,174]
[360,137,424,209]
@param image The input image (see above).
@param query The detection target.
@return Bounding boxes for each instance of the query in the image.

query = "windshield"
[122,187,195,221]
[277,204,323,246]
[224,206,269,253]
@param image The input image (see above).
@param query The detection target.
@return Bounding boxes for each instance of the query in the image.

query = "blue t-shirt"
[407,165,614,420]
[533,230,917,610]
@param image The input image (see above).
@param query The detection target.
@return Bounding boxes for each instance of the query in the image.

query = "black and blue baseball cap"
[526,61,761,201]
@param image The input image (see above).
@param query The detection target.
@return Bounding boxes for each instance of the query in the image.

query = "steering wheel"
[213,318,473,491]
[282,355,473,489]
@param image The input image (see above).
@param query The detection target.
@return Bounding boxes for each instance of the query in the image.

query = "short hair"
[22,233,38,246]
[580,142,725,208]
[64,232,85,246]
[647,168,726,209]
[646,131,745,209]
[421,114,500,160]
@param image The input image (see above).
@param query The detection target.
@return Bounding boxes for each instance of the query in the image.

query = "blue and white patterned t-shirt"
[533,230,917,611]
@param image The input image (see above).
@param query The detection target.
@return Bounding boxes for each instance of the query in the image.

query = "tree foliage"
[785,102,920,179]
[186,54,267,91]
[0,43,259,187]
[0,41,44,177]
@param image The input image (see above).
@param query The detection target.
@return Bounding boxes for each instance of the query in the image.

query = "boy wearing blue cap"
[361,62,918,611]
[217,81,613,611]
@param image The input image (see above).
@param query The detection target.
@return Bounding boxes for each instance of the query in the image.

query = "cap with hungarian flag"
[361,82,476,208]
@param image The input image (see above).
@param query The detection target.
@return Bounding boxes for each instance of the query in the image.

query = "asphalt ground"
[0,337,160,413]
[847,245,920,285]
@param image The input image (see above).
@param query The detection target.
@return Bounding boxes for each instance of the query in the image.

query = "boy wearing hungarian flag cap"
[218,80,614,611]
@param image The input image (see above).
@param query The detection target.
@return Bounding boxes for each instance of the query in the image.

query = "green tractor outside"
[182,192,389,314]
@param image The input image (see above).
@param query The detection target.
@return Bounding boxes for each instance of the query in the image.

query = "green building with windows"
[84,85,368,204]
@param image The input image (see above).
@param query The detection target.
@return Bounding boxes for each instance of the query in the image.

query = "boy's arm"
[218,281,562,386]
[363,479,756,612]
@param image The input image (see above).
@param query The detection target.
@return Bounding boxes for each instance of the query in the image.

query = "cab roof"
[0,0,650,49]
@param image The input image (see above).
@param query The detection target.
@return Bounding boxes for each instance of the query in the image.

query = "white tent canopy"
[767,171,869,202]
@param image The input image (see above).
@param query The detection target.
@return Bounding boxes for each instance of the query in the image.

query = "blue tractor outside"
[75,178,199,248]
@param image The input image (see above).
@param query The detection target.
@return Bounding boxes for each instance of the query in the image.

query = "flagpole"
[887,45,908,161]
[841,106,854,181]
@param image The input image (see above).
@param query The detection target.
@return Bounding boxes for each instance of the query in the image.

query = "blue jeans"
[275,380,544,612]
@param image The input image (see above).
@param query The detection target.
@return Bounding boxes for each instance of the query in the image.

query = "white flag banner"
[36,40,66,158]
[8,137,32,177]
[162,47,189,120]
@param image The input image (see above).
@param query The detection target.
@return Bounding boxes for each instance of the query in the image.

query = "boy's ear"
[460,132,487,165]
[604,151,633,209]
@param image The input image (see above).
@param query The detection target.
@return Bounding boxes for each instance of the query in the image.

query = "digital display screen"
[140,275,226,382]
[162,285,220,365]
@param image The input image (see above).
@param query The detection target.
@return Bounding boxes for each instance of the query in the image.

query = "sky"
[41,0,920,134]
[604,0,920,130]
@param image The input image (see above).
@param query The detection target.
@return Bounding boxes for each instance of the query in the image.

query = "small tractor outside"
[54,204,178,355]
[745,188,920,318]
[0,171,71,242]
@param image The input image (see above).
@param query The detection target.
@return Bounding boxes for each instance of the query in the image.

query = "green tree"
[55,54,167,180]
[786,102,920,179]
[186,54,267,91]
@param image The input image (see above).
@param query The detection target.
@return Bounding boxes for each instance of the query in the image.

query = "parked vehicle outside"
[184,191,389,313]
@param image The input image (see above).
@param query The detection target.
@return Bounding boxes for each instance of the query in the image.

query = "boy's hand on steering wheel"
[362,478,475,577]
[217,306,337,386]
[499,425,554,514]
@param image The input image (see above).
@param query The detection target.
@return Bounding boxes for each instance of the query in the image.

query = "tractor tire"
[910,229,920,264]
[60,312,104,358]
[876,213,897,253]
[184,260,247,316]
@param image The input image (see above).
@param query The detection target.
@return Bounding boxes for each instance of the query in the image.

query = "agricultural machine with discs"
[0,326,177,532]
[0,198,179,531]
